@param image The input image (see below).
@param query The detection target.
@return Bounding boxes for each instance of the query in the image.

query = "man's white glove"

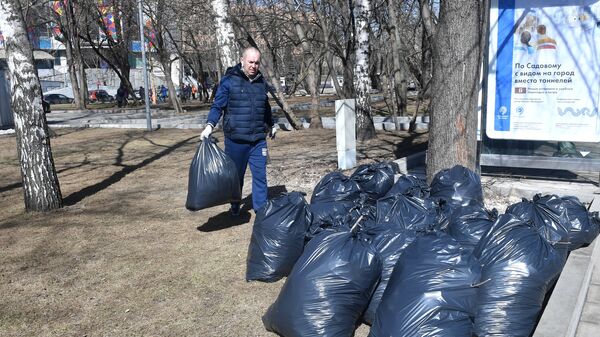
[269,125,277,139]
[200,124,213,140]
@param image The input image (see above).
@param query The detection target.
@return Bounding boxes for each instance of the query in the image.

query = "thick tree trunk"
[0,0,63,211]
[354,0,376,141]
[212,0,237,68]
[426,0,483,182]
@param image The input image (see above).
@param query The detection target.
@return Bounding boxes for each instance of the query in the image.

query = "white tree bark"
[0,0,63,211]
[211,0,237,68]
[354,0,376,140]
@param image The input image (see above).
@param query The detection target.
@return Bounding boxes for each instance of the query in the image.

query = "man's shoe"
[230,204,241,216]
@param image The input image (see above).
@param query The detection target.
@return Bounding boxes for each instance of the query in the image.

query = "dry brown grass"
[0,127,427,337]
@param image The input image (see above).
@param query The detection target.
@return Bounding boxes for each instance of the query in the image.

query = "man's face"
[242,50,261,77]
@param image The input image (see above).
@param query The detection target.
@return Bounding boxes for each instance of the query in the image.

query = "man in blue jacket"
[200,47,276,215]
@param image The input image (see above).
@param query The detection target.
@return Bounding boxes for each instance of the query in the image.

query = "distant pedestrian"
[191,84,197,100]
[138,86,145,100]
[160,85,168,102]
[184,84,192,101]
[180,83,187,103]
[116,83,129,108]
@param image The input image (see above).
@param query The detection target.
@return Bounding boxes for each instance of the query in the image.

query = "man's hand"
[269,125,277,139]
[200,124,213,140]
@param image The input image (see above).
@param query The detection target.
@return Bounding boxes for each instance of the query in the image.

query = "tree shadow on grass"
[197,185,288,232]
[63,135,197,206]
[0,158,91,194]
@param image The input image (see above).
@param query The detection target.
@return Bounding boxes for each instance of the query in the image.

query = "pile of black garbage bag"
[245,163,600,337]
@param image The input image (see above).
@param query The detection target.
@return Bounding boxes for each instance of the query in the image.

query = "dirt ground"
[0,126,509,337]
[0,127,427,337]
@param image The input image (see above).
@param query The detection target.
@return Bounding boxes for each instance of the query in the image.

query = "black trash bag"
[341,196,377,230]
[375,194,443,233]
[430,165,483,209]
[448,201,498,252]
[308,201,356,238]
[350,162,398,200]
[311,171,362,203]
[506,194,571,256]
[246,192,312,282]
[362,229,416,325]
[263,228,382,337]
[309,172,363,231]
[185,138,240,211]
[561,196,600,250]
[369,232,481,337]
[472,214,566,337]
[384,174,430,199]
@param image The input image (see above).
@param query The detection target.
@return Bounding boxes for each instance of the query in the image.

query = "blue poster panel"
[487,0,600,141]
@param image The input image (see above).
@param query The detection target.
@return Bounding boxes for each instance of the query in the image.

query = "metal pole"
[137,0,152,131]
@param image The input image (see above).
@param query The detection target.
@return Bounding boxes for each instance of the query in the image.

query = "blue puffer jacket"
[207,64,274,142]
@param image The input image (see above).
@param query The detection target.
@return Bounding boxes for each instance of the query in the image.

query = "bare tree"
[426,0,484,181]
[79,0,138,98]
[65,1,89,107]
[285,0,323,128]
[385,0,411,117]
[0,0,63,211]
[48,0,88,108]
[144,0,183,113]
[228,1,301,129]
[354,0,376,140]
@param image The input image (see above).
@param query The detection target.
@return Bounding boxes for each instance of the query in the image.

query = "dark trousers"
[224,138,268,211]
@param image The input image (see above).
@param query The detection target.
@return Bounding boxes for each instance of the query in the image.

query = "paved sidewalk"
[575,247,600,337]
[46,108,207,129]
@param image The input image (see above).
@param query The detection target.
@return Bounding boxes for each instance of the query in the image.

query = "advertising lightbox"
[487,0,600,142]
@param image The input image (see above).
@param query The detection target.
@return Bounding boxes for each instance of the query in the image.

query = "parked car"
[88,89,114,103]
[42,98,51,113]
[43,93,74,105]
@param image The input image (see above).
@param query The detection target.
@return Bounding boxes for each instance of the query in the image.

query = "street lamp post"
[137,0,152,131]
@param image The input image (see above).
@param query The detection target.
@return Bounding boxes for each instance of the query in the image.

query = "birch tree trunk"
[0,0,63,211]
[354,0,376,141]
[426,0,483,182]
[212,0,237,69]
